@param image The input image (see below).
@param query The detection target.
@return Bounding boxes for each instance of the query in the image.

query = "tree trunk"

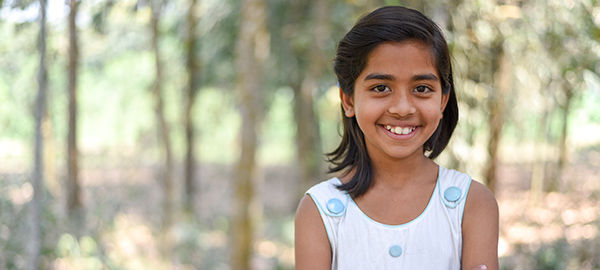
[183,0,200,214]
[557,81,573,169]
[293,0,329,197]
[150,0,175,257]
[484,44,509,194]
[531,97,550,203]
[232,0,268,268]
[29,0,47,268]
[67,0,84,236]
[547,80,573,192]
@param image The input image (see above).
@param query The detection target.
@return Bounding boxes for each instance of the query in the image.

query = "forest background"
[1,0,600,269]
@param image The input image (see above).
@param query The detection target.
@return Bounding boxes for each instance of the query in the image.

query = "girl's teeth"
[387,126,414,135]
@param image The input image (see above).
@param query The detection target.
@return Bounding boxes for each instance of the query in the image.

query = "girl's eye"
[414,85,432,93]
[372,85,390,93]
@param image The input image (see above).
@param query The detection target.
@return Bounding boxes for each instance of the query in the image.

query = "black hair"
[327,6,459,198]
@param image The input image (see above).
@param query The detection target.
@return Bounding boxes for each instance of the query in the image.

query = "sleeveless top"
[306,165,472,270]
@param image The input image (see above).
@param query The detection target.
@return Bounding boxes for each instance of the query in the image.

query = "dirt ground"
[1,148,599,269]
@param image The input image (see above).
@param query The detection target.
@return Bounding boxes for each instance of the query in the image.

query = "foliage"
[0,0,599,268]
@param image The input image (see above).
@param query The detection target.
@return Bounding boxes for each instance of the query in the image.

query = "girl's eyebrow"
[364,73,396,81]
[412,73,439,82]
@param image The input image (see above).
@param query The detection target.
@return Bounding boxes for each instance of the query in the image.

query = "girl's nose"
[388,93,416,117]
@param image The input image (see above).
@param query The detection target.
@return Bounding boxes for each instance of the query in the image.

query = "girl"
[295,6,499,270]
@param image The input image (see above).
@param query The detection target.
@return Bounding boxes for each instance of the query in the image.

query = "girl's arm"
[461,181,500,270]
[295,194,332,270]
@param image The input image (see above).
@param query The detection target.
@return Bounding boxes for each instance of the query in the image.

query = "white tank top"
[306,165,472,270]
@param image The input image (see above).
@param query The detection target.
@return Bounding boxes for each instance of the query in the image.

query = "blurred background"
[1,0,599,269]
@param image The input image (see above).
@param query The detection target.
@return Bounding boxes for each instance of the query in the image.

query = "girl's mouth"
[383,125,417,135]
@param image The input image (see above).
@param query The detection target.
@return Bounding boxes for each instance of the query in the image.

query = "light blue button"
[326,198,344,214]
[389,245,403,257]
[444,186,462,202]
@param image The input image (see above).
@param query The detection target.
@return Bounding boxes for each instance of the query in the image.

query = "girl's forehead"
[372,41,434,60]
[360,41,438,79]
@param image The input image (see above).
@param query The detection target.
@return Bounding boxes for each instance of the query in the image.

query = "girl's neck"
[370,151,438,189]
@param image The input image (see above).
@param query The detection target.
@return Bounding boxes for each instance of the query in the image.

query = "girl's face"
[341,40,449,163]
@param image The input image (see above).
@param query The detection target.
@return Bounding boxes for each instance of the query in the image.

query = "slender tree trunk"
[232,0,268,268]
[531,93,550,203]
[283,0,309,199]
[484,44,509,194]
[43,103,57,196]
[547,80,573,192]
[294,0,329,197]
[183,0,200,214]
[557,81,572,169]
[150,0,175,257]
[29,0,47,268]
[67,0,84,236]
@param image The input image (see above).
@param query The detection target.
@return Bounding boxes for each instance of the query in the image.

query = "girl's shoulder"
[461,180,500,269]
[464,180,498,214]
[295,193,333,269]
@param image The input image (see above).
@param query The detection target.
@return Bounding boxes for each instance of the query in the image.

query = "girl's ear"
[440,91,450,117]
[340,88,355,117]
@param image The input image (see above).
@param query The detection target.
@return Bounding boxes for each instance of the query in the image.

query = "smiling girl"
[295,6,499,270]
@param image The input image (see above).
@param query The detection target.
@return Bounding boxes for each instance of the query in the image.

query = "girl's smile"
[383,125,417,136]
[341,40,449,162]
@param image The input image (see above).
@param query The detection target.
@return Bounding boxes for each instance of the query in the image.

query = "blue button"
[444,186,462,202]
[389,245,402,257]
[326,198,344,214]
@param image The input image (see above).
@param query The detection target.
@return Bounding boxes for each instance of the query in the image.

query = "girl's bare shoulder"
[466,180,498,210]
[295,195,332,270]
[462,180,499,270]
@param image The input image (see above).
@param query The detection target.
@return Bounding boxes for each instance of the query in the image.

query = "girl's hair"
[328,6,459,198]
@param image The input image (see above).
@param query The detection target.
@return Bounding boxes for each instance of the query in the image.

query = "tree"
[183,0,200,214]
[533,0,599,191]
[290,0,330,197]
[484,43,510,194]
[446,0,517,194]
[67,0,84,235]
[28,0,48,268]
[232,0,268,267]
[149,0,175,256]
[508,0,600,194]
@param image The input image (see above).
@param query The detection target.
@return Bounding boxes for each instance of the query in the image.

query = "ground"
[1,148,599,269]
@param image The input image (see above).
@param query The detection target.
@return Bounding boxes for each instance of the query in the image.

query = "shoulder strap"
[438,166,473,209]
[306,178,350,217]
[305,178,349,258]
